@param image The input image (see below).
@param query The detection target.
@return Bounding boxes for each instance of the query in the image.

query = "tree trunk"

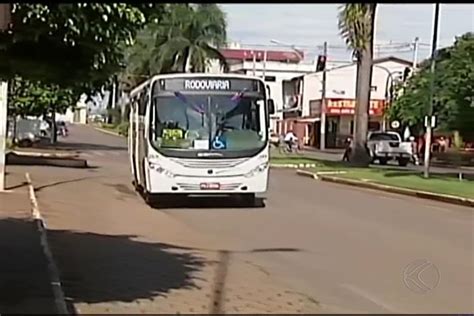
[12,115,17,143]
[50,106,57,144]
[183,47,191,73]
[350,5,376,166]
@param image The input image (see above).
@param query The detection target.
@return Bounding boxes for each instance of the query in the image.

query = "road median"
[7,151,88,168]
[11,150,78,159]
[295,169,474,208]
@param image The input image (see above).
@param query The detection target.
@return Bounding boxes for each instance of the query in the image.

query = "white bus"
[128,73,275,206]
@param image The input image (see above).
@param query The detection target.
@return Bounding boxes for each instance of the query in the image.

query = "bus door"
[129,97,138,183]
[137,88,149,189]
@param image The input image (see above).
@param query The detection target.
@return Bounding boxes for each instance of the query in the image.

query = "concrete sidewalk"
[0,170,57,314]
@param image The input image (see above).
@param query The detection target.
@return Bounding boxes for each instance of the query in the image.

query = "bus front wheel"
[240,193,256,207]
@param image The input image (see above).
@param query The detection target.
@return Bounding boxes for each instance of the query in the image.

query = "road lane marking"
[340,283,402,313]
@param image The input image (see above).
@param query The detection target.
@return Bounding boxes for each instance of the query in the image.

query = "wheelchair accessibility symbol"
[212,136,226,150]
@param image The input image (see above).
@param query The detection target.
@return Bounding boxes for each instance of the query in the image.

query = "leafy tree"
[0,3,166,93]
[388,32,474,141]
[8,76,77,143]
[338,3,377,166]
[120,3,228,90]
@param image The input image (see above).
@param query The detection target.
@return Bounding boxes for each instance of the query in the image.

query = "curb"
[25,173,71,315]
[270,163,317,169]
[431,162,474,171]
[296,170,319,179]
[94,127,123,137]
[295,169,474,208]
[12,151,79,159]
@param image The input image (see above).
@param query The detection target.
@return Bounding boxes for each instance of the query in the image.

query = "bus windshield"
[149,91,267,157]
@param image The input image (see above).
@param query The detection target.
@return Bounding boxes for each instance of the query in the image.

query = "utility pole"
[262,49,267,80]
[0,4,11,191]
[423,3,440,179]
[252,50,256,77]
[412,37,420,70]
[319,41,328,150]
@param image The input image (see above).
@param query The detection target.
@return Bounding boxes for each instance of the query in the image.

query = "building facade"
[278,56,414,148]
[209,45,350,131]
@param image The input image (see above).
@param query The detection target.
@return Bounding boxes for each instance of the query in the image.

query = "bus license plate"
[200,183,220,190]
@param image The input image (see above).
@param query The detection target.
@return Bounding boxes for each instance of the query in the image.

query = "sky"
[220,4,474,62]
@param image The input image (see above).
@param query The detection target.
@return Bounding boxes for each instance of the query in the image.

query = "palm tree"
[156,4,229,73]
[338,4,377,166]
[120,3,228,88]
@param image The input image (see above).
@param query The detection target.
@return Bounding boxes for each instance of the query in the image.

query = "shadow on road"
[6,153,92,169]
[34,176,102,192]
[45,229,207,305]
[0,218,56,314]
[147,195,266,210]
[24,137,126,153]
[34,140,126,152]
[5,181,29,191]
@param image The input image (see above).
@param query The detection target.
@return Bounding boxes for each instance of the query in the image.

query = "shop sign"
[326,99,385,116]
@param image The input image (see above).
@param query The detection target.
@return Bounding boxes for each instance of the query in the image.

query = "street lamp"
[270,39,304,60]
[372,65,403,132]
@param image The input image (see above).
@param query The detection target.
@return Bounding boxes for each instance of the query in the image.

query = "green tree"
[388,32,474,141]
[0,3,166,92]
[338,3,377,166]
[121,3,228,88]
[8,76,77,143]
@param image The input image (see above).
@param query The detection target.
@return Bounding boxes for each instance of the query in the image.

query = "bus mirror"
[268,99,275,114]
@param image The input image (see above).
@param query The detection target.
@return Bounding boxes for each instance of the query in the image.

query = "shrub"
[117,122,129,137]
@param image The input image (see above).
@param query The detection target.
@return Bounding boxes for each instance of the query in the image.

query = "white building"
[206,44,354,131]
[278,56,414,148]
[228,61,316,128]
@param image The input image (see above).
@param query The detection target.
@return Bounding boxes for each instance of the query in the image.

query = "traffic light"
[403,67,411,81]
[316,55,326,72]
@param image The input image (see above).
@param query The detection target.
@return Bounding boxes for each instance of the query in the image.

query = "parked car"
[366,131,413,166]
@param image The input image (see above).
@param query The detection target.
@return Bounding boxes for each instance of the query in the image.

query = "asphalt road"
[18,124,474,313]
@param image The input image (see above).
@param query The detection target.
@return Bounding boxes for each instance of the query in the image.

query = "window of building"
[369,121,381,131]
[370,86,377,92]
[350,120,354,134]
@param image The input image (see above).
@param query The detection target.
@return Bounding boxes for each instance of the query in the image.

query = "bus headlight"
[244,162,268,178]
[148,161,175,178]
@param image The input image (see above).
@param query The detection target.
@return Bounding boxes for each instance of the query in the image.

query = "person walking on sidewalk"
[342,137,352,162]
[410,136,420,165]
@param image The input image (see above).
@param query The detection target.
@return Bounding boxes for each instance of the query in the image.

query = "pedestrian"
[284,130,298,152]
[409,136,419,165]
[342,137,352,162]
[438,136,447,153]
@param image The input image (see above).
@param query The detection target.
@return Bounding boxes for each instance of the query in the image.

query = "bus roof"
[130,73,265,96]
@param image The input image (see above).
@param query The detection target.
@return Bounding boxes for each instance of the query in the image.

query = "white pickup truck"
[366,131,413,166]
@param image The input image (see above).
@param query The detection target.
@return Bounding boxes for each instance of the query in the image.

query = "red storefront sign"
[326,99,385,116]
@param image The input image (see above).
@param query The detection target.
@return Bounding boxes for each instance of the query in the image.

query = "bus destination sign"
[156,77,263,94]
[184,79,230,91]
